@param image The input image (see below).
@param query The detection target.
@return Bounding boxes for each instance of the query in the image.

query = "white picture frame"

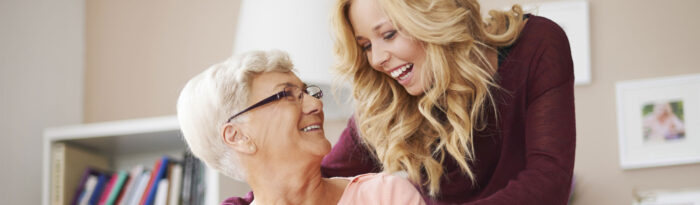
[634,188,700,205]
[616,73,700,169]
[520,0,591,85]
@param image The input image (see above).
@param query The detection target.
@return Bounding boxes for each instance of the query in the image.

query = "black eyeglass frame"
[226,85,322,123]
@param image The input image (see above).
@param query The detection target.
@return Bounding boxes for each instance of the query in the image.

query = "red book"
[139,159,163,205]
[98,172,118,205]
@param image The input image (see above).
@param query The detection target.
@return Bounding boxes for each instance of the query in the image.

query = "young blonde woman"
[320,0,576,204]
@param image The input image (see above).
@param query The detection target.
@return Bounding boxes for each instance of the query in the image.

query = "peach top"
[336,173,425,205]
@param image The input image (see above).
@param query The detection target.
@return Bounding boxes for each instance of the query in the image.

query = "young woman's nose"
[370,45,390,69]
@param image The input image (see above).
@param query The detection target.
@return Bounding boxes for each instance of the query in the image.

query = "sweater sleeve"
[321,116,381,177]
[467,26,576,204]
[220,191,254,205]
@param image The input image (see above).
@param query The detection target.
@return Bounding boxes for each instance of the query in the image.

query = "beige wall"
[85,1,250,201]
[85,0,242,122]
[1,0,84,204]
[84,0,700,204]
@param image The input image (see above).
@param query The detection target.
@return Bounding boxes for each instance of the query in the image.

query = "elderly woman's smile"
[301,124,322,132]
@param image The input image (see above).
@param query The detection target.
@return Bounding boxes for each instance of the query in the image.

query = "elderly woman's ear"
[222,124,257,154]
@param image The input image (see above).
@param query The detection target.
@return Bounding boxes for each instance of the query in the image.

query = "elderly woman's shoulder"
[338,172,426,205]
[348,172,412,186]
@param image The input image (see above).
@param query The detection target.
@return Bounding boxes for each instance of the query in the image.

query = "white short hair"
[177,50,294,181]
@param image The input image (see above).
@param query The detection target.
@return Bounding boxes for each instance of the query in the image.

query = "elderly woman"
[176,50,425,205]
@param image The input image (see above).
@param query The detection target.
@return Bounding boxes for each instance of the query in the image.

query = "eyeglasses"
[226,85,323,123]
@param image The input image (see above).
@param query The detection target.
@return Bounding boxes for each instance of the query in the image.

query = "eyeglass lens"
[306,86,323,99]
[282,85,323,102]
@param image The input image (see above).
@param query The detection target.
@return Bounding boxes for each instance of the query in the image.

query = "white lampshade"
[232,0,335,86]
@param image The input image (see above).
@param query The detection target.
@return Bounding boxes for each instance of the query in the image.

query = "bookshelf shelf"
[41,115,223,205]
[65,130,185,156]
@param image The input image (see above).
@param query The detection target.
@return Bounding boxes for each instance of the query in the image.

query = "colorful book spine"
[117,165,144,205]
[180,152,193,205]
[78,175,98,205]
[71,168,103,205]
[127,170,151,205]
[153,179,169,205]
[52,142,110,205]
[66,153,189,205]
[104,171,129,205]
[138,159,162,205]
[144,156,170,205]
[89,174,110,205]
[98,172,119,205]
[192,158,204,205]
[167,163,182,205]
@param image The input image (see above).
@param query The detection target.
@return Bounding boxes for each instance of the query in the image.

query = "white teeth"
[301,125,321,132]
[391,70,400,78]
[389,64,412,79]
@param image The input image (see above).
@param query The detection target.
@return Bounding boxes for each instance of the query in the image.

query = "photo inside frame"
[641,100,686,143]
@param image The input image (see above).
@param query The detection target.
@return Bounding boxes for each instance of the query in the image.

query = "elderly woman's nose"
[302,94,322,114]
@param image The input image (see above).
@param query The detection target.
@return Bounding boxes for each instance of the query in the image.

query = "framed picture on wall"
[616,73,700,169]
[634,188,700,205]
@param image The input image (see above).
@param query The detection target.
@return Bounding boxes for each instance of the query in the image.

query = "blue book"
[70,168,103,205]
[89,174,110,205]
[144,156,170,205]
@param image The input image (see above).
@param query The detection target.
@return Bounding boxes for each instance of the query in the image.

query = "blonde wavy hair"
[331,0,525,197]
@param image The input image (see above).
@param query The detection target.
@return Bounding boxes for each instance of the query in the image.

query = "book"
[138,159,162,205]
[164,162,174,205]
[181,152,205,205]
[116,165,145,205]
[153,179,169,205]
[167,163,182,205]
[51,143,110,205]
[98,172,119,205]
[104,171,129,205]
[144,156,170,205]
[127,170,152,205]
[180,152,194,205]
[78,175,98,205]
[191,158,205,205]
[71,168,105,205]
[89,174,110,205]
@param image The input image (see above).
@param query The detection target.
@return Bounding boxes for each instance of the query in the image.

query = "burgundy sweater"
[222,15,576,205]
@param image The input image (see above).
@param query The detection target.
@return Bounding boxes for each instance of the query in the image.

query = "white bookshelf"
[41,115,227,205]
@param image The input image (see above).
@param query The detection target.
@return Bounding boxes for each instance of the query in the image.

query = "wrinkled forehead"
[249,72,304,99]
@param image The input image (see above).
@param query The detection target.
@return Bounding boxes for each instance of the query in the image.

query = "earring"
[249,144,256,152]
